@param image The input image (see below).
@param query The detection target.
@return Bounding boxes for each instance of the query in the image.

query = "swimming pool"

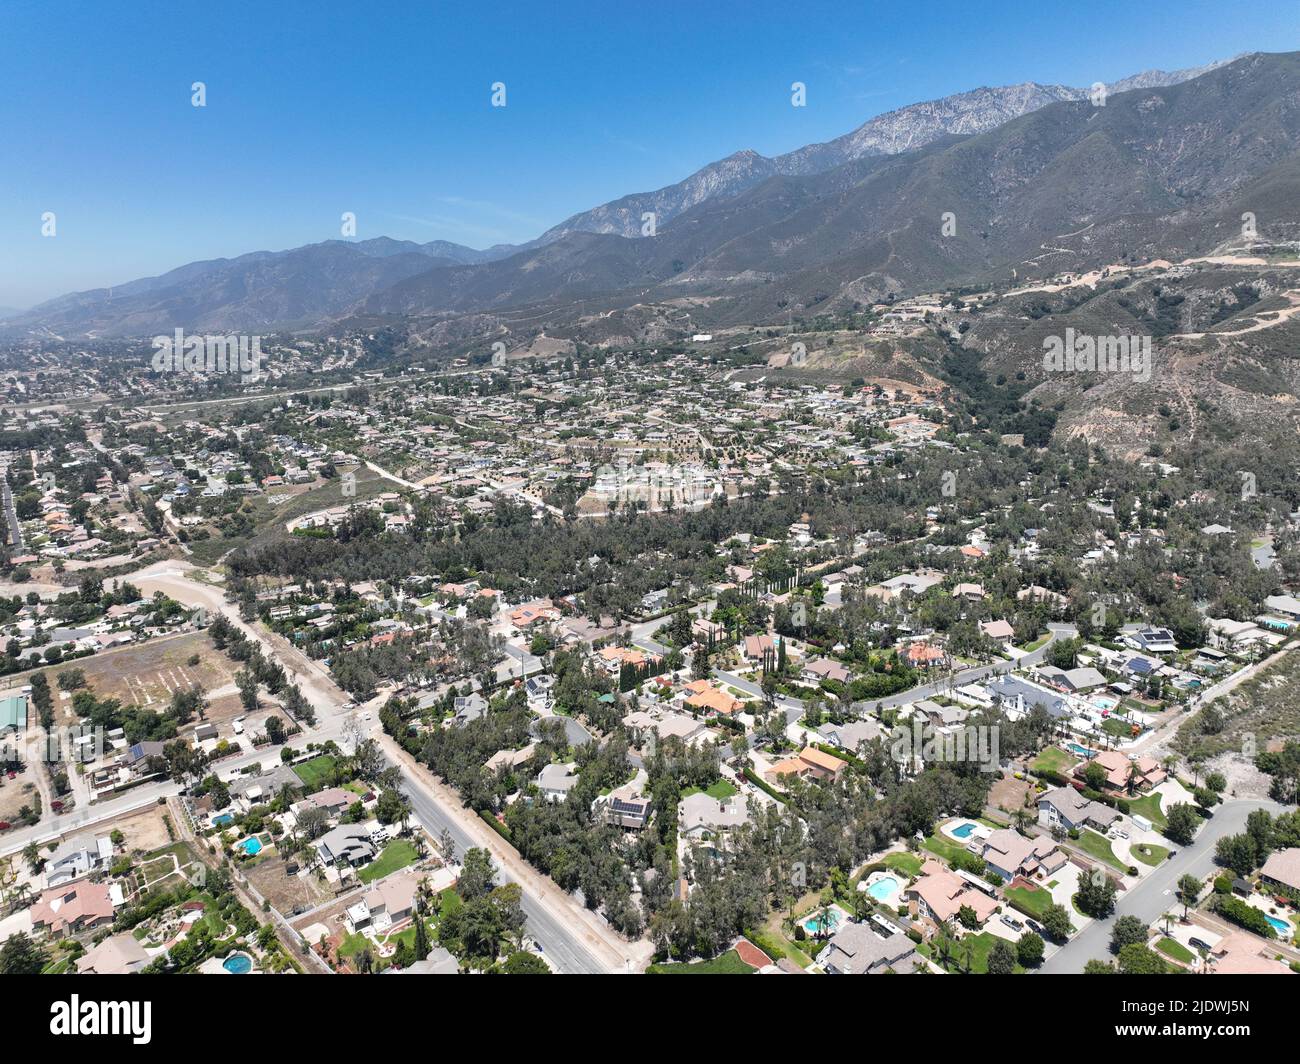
[241,837,262,856]
[1091,697,1117,711]
[1067,743,1096,759]
[866,875,899,901]
[1265,915,1290,936]
[803,910,841,935]
[223,953,253,974]
[212,814,233,827]
[951,822,976,839]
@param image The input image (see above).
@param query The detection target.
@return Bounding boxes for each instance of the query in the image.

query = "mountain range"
[12,52,1294,341]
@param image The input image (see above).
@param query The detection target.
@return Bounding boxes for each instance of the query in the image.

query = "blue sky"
[1,0,1295,308]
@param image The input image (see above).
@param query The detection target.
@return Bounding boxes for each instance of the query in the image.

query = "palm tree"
[935,918,955,969]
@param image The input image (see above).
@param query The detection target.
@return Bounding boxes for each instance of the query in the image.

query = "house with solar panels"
[595,783,652,832]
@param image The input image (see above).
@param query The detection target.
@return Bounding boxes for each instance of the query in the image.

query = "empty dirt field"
[93,803,178,856]
[988,774,1037,817]
[49,632,238,727]
[0,770,40,827]
[246,853,334,914]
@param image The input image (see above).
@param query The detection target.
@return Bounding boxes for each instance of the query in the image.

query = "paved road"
[712,624,1076,727]
[1038,798,1287,973]
[0,475,23,550]
[381,733,637,974]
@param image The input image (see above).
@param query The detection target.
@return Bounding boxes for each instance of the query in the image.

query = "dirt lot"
[989,774,1037,816]
[246,853,333,914]
[96,803,178,855]
[0,770,40,826]
[47,632,238,731]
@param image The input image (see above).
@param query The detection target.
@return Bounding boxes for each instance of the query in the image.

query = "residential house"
[678,792,750,858]
[1037,786,1121,833]
[346,869,423,934]
[1124,627,1178,654]
[1209,932,1295,975]
[683,681,743,716]
[904,860,999,930]
[980,828,1067,882]
[316,822,381,868]
[31,881,115,935]
[817,924,923,974]
[802,657,852,685]
[1260,848,1300,898]
[595,785,652,831]
[1075,750,1166,793]
[44,834,114,887]
[817,719,882,754]
[979,619,1016,642]
[764,746,847,786]
[75,933,151,974]
[535,762,579,803]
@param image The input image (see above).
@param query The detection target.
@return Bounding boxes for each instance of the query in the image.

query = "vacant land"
[49,632,237,728]
[108,804,178,854]
[245,853,332,914]
[1175,649,1300,760]
[0,771,40,827]
[989,774,1036,815]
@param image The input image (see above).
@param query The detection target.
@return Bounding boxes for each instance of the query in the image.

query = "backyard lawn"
[883,851,924,877]
[1031,746,1076,777]
[921,931,1022,974]
[923,833,979,868]
[680,779,739,800]
[358,839,419,884]
[647,949,755,974]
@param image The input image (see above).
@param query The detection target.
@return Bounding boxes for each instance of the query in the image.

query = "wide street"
[1038,798,1287,973]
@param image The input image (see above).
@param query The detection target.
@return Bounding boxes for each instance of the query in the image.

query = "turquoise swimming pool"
[241,837,262,856]
[803,910,841,935]
[1067,743,1096,759]
[951,822,976,839]
[866,875,899,901]
[223,953,253,974]
[1265,915,1290,936]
